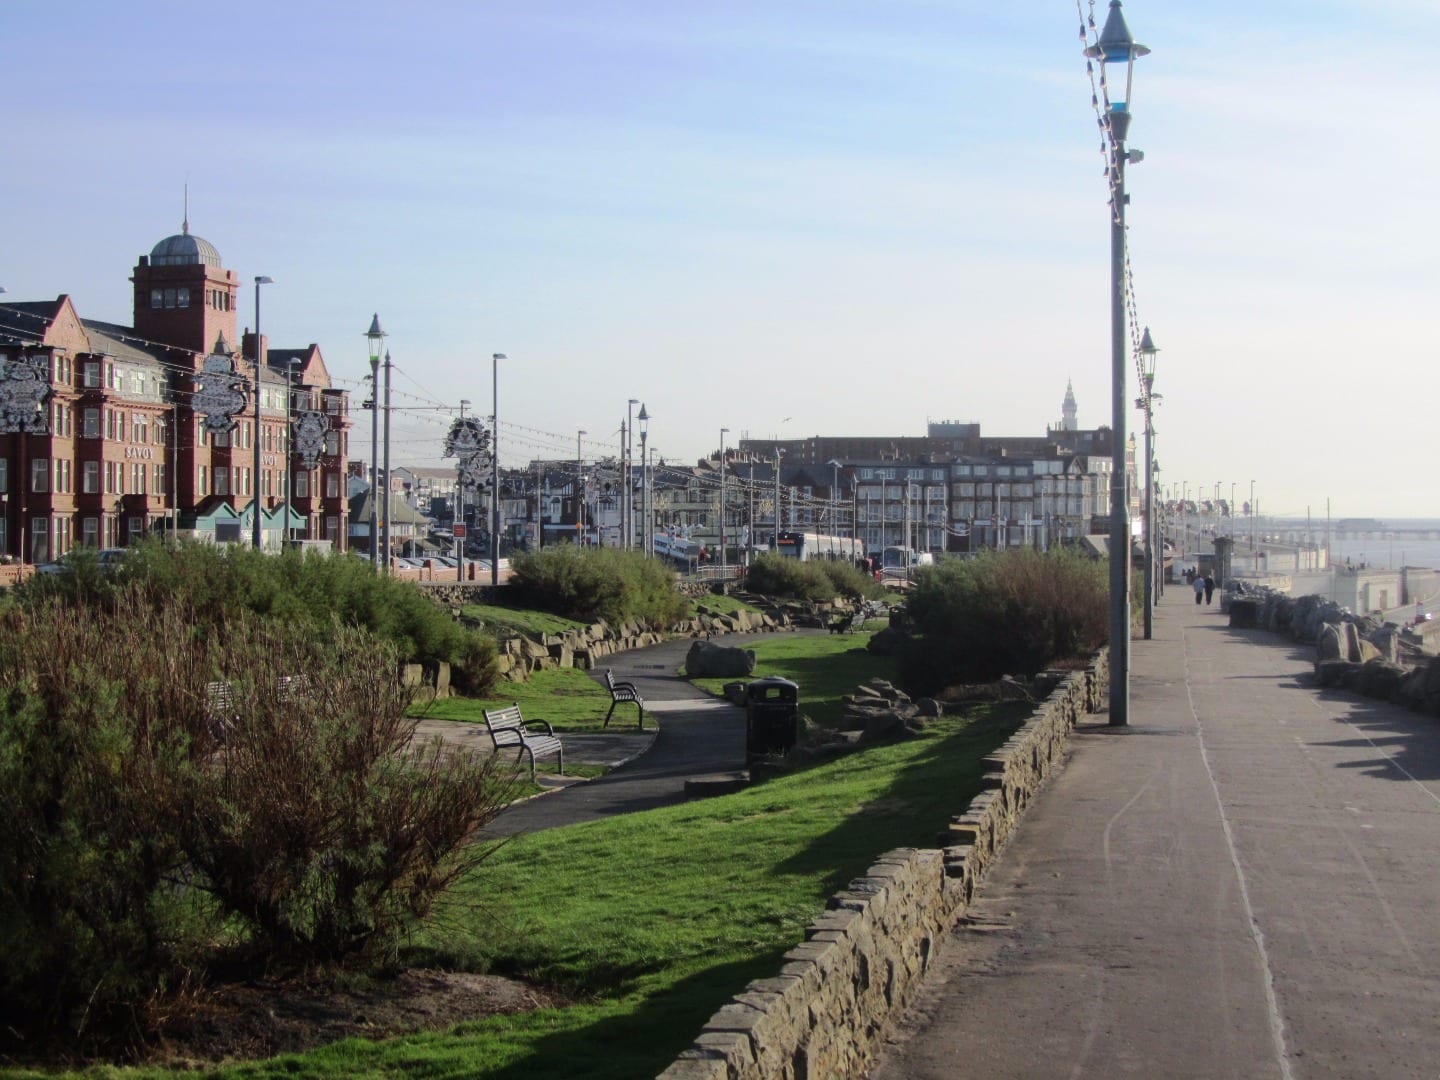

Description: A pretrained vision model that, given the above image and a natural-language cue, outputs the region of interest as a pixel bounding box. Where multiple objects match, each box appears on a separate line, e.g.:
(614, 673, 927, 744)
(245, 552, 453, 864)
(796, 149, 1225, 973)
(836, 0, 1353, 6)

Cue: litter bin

(746, 676, 800, 761)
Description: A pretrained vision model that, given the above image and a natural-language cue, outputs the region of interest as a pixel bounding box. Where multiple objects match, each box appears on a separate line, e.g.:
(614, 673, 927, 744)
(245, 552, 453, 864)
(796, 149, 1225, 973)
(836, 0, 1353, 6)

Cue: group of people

(1185, 567, 1216, 605)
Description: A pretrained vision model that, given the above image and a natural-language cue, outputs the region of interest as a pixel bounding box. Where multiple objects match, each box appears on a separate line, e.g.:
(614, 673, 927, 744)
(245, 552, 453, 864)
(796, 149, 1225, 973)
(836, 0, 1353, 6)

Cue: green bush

(742, 552, 840, 602)
(0, 592, 512, 1053)
(508, 545, 688, 627)
(899, 548, 1108, 695)
(22, 540, 499, 697)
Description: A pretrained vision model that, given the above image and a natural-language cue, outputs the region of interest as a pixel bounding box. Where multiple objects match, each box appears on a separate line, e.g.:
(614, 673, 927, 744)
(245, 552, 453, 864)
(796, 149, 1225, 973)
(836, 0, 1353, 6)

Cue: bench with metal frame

(603, 668, 649, 730)
(483, 703, 564, 778)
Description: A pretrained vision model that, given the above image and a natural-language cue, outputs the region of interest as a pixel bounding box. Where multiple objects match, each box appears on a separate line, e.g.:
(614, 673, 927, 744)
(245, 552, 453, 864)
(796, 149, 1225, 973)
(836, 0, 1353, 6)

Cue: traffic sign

(453, 523, 467, 538)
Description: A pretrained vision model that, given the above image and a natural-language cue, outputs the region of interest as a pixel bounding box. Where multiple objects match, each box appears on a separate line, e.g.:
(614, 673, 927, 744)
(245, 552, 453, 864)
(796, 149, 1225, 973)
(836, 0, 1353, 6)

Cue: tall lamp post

(637, 405, 649, 554)
(491, 353, 507, 586)
(457, 399, 470, 581)
(626, 398, 639, 549)
(1088, 0, 1148, 726)
(719, 427, 729, 577)
(827, 459, 843, 541)
(365, 315, 386, 569)
(576, 429, 586, 545)
(251, 276, 273, 551)
(284, 357, 302, 543)
(1137, 327, 1159, 640)
(382, 349, 393, 574)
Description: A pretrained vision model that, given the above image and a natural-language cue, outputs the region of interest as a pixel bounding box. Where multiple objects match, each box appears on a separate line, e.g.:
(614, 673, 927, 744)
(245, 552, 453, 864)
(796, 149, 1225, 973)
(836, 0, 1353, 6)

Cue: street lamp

(576, 429, 587, 545)
(626, 398, 639, 549)
(284, 357, 302, 543)
(827, 459, 843, 541)
(365, 315, 386, 570)
(457, 399, 470, 581)
(491, 353, 507, 586)
(252, 276, 273, 551)
(1087, 0, 1148, 726)
(637, 405, 649, 554)
(719, 427, 729, 577)
(1137, 326, 1159, 640)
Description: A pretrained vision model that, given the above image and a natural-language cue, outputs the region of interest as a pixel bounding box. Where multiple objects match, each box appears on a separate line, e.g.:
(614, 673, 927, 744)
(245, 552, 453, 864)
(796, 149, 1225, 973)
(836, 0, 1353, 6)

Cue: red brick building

(0, 222, 352, 562)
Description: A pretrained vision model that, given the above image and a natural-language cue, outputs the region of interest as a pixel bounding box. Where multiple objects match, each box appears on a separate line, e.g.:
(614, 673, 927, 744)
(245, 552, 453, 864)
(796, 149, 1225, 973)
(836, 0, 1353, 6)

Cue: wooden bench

(604, 669, 648, 730)
(483, 704, 564, 778)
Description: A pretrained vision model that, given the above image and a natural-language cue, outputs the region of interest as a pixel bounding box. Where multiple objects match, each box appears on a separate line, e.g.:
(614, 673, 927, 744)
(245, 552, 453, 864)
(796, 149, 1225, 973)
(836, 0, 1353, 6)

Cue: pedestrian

(1193, 573, 1206, 606)
(1203, 574, 1215, 604)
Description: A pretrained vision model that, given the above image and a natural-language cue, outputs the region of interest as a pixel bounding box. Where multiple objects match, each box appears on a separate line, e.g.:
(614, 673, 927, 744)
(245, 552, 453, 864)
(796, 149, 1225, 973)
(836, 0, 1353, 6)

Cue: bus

(774, 531, 866, 562)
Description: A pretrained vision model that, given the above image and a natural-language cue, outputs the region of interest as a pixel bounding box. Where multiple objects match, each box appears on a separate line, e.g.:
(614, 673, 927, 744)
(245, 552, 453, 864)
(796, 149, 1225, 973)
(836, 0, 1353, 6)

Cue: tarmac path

(478, 631, 793, 838)
(869, 592, 1440, 1080)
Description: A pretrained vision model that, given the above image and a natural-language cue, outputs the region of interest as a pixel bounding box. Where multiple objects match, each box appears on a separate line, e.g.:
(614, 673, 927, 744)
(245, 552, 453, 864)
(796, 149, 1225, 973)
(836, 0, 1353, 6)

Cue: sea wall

(658, 652, 1109, 1080)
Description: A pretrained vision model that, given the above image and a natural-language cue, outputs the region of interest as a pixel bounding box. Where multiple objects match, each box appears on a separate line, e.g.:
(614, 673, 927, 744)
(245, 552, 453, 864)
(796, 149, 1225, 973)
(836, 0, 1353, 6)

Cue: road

(869, 593, 1440, 1080)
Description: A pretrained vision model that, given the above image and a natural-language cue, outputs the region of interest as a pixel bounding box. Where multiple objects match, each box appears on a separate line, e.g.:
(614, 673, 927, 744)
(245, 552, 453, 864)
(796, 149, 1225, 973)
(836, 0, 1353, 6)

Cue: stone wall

(658, 652, 1109, 1080)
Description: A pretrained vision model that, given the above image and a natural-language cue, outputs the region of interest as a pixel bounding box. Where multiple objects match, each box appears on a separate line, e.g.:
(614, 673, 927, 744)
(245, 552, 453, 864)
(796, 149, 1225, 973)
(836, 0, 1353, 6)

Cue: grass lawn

(184, 702, 1028, 1079)
(688, 627, 897, 728)
(412, 668, 630, 735)
(462, 604, 588, 640)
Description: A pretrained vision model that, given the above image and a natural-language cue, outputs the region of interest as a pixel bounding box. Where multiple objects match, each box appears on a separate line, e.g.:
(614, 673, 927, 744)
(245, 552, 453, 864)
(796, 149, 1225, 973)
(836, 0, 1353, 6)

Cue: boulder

(685, 640, 757, 678)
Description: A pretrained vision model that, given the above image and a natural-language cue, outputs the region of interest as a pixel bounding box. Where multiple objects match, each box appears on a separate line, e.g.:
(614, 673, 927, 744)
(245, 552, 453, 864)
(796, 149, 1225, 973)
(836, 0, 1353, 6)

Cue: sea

(1276, 518, 1440, 572)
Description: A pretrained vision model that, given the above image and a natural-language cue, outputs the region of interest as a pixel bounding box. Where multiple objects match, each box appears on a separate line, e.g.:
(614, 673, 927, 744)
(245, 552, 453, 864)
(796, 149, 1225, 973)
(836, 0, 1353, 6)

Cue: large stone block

(686, 640, 757, 678)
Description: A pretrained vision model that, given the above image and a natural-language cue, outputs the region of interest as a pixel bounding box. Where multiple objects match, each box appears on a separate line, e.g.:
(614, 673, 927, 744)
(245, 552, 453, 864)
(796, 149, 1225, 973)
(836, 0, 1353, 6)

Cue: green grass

(688, 628, 897, 728)
(688, 593, 768, 619)
(462, 604, 589, 640)
(163, 704, 1026, 1079)
(412, 668, 630, 734)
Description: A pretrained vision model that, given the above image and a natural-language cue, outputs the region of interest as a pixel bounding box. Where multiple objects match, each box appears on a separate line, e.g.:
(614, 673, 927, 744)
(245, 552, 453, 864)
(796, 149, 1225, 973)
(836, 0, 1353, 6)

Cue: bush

(741, 553, 880, 603)
(899, 548, 1108, 695)
(0, 591, 512, 1053)
(22, 540, 499, 697)
(508, 545, 689, 627)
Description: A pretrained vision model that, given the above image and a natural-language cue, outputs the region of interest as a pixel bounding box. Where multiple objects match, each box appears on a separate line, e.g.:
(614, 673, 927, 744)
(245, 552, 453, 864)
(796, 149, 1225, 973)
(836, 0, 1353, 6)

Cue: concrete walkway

(869, 591, 1440, 1080)
(478, 632, 788, 838)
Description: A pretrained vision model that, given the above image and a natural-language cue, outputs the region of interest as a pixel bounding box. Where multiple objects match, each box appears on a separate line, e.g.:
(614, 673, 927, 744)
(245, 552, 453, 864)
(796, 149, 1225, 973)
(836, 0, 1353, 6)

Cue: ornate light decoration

(194, 332, 248, 435)
(444, 415, 492, 498)
(292, 410, 331, 469)
(0, 352, 52, 435)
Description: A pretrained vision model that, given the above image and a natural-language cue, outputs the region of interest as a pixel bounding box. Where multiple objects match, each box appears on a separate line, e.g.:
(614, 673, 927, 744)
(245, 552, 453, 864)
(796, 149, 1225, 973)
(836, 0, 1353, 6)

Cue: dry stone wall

(659, 653, 1109, 1080)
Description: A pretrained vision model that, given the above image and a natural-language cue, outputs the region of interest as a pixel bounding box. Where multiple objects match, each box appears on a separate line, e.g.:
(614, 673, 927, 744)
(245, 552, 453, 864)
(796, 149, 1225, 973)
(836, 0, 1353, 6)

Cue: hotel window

(55, 460, 72, 494)
(0, 458, 6, 493)
(106, 362, 117, 389)
(132, 463, 146, 495)
(295, 472, 310, 498)
(83, 361, 100, 388)
(212, 429, 229, 448)
(198, 466, 208, 495)
(132, 414, 147, 443)
(325, 432, 338, 456)
(83, 461, 99, 494)
(153, 464, 165, 494)
(30, 520, 49, 565)
(31, 458, 49, 493)
(215, 468, 229, 497)
(83, 517, 99, 548)
(326, 515, 339, 541)
(326, 473, 340, 498)
(177, 287, 190, 308)
(163, 288, 176, 308)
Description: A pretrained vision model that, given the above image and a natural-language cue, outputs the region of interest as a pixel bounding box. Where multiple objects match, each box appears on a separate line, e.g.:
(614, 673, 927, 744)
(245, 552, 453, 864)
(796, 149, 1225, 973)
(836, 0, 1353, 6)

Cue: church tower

(130, 213, 238, 355)
(1061, 380, 1078, 431)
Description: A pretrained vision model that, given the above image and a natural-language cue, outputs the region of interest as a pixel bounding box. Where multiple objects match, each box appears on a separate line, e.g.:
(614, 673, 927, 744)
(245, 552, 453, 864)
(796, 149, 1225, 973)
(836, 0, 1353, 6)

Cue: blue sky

(4, 0, 1437, 518)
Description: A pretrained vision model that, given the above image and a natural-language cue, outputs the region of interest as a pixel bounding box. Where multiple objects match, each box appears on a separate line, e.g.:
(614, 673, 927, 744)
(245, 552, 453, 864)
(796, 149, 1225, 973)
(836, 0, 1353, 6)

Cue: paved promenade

(870, 592, 1440, 1080)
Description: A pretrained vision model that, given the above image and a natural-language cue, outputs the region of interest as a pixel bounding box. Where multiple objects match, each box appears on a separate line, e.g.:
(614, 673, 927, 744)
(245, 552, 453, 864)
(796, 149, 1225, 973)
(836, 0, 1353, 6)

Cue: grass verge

(185, 703, 1027, 1079)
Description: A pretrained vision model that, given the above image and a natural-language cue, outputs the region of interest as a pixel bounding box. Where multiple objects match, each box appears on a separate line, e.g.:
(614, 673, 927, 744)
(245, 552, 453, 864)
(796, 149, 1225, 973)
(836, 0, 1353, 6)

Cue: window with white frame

(30, 519, 49, 565)
(30, 458, 49, 493)
(83, 461, 99, 494)
(83, 517, 98, 548)
(83, 362, 100, 388)
(131, 463, 146, 495)
(295, 472, 310, 498)
(326, 473, 339, 498)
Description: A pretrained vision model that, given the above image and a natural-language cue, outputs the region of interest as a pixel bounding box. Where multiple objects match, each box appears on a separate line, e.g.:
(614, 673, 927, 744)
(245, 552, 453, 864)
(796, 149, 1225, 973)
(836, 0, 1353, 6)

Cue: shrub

(899, 548, 1108, 695)
(742, 552, 839, 602)
(22, 540, 499, 697)
(0, 591, 512, 1053)
(508, 546, 688, 627)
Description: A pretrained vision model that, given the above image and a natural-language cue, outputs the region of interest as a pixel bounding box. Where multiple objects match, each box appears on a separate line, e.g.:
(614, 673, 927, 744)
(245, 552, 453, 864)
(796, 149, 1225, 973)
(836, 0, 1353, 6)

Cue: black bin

(746, 676, 800, 761)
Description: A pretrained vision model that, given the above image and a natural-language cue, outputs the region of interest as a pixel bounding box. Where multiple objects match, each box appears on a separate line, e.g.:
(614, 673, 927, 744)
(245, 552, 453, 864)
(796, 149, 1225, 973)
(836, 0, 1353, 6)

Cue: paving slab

(869, 593, 1440, 1080)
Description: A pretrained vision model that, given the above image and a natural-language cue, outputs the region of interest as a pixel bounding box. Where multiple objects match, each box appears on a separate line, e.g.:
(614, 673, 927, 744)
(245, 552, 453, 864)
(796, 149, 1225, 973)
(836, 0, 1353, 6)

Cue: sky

(3, 0, 1437, 520)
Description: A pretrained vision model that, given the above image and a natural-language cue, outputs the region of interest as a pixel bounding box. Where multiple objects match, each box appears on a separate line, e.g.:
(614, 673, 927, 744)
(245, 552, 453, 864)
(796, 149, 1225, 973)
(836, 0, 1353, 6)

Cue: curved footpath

(475, 631, 795, 838)
(867, 591, 1440, 1080)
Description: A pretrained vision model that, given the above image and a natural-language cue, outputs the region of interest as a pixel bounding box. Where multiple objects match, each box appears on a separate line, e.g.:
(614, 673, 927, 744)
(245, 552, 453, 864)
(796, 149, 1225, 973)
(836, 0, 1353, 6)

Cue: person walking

(1203, 574, 1215, 605)
(1193, 573, 1206, 606)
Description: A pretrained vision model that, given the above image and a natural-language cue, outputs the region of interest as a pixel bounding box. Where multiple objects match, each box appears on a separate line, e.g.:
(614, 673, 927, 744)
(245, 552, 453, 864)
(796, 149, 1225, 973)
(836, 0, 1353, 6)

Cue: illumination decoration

(194, 333, 247, 435)
(292, 410, 330, 469)
(0, 353, 51, 434)
(444, 415, 492, 498)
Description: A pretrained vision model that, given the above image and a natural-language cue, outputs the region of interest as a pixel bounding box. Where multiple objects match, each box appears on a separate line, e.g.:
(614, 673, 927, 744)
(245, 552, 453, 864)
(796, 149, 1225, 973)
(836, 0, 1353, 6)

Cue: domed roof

(150, 223, 222, 268)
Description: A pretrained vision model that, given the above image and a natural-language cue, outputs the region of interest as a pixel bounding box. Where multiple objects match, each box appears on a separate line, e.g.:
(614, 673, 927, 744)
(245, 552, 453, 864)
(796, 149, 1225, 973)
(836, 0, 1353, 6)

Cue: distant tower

(130, 207, 238, 354)
(1061, 380, 1078, 431)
